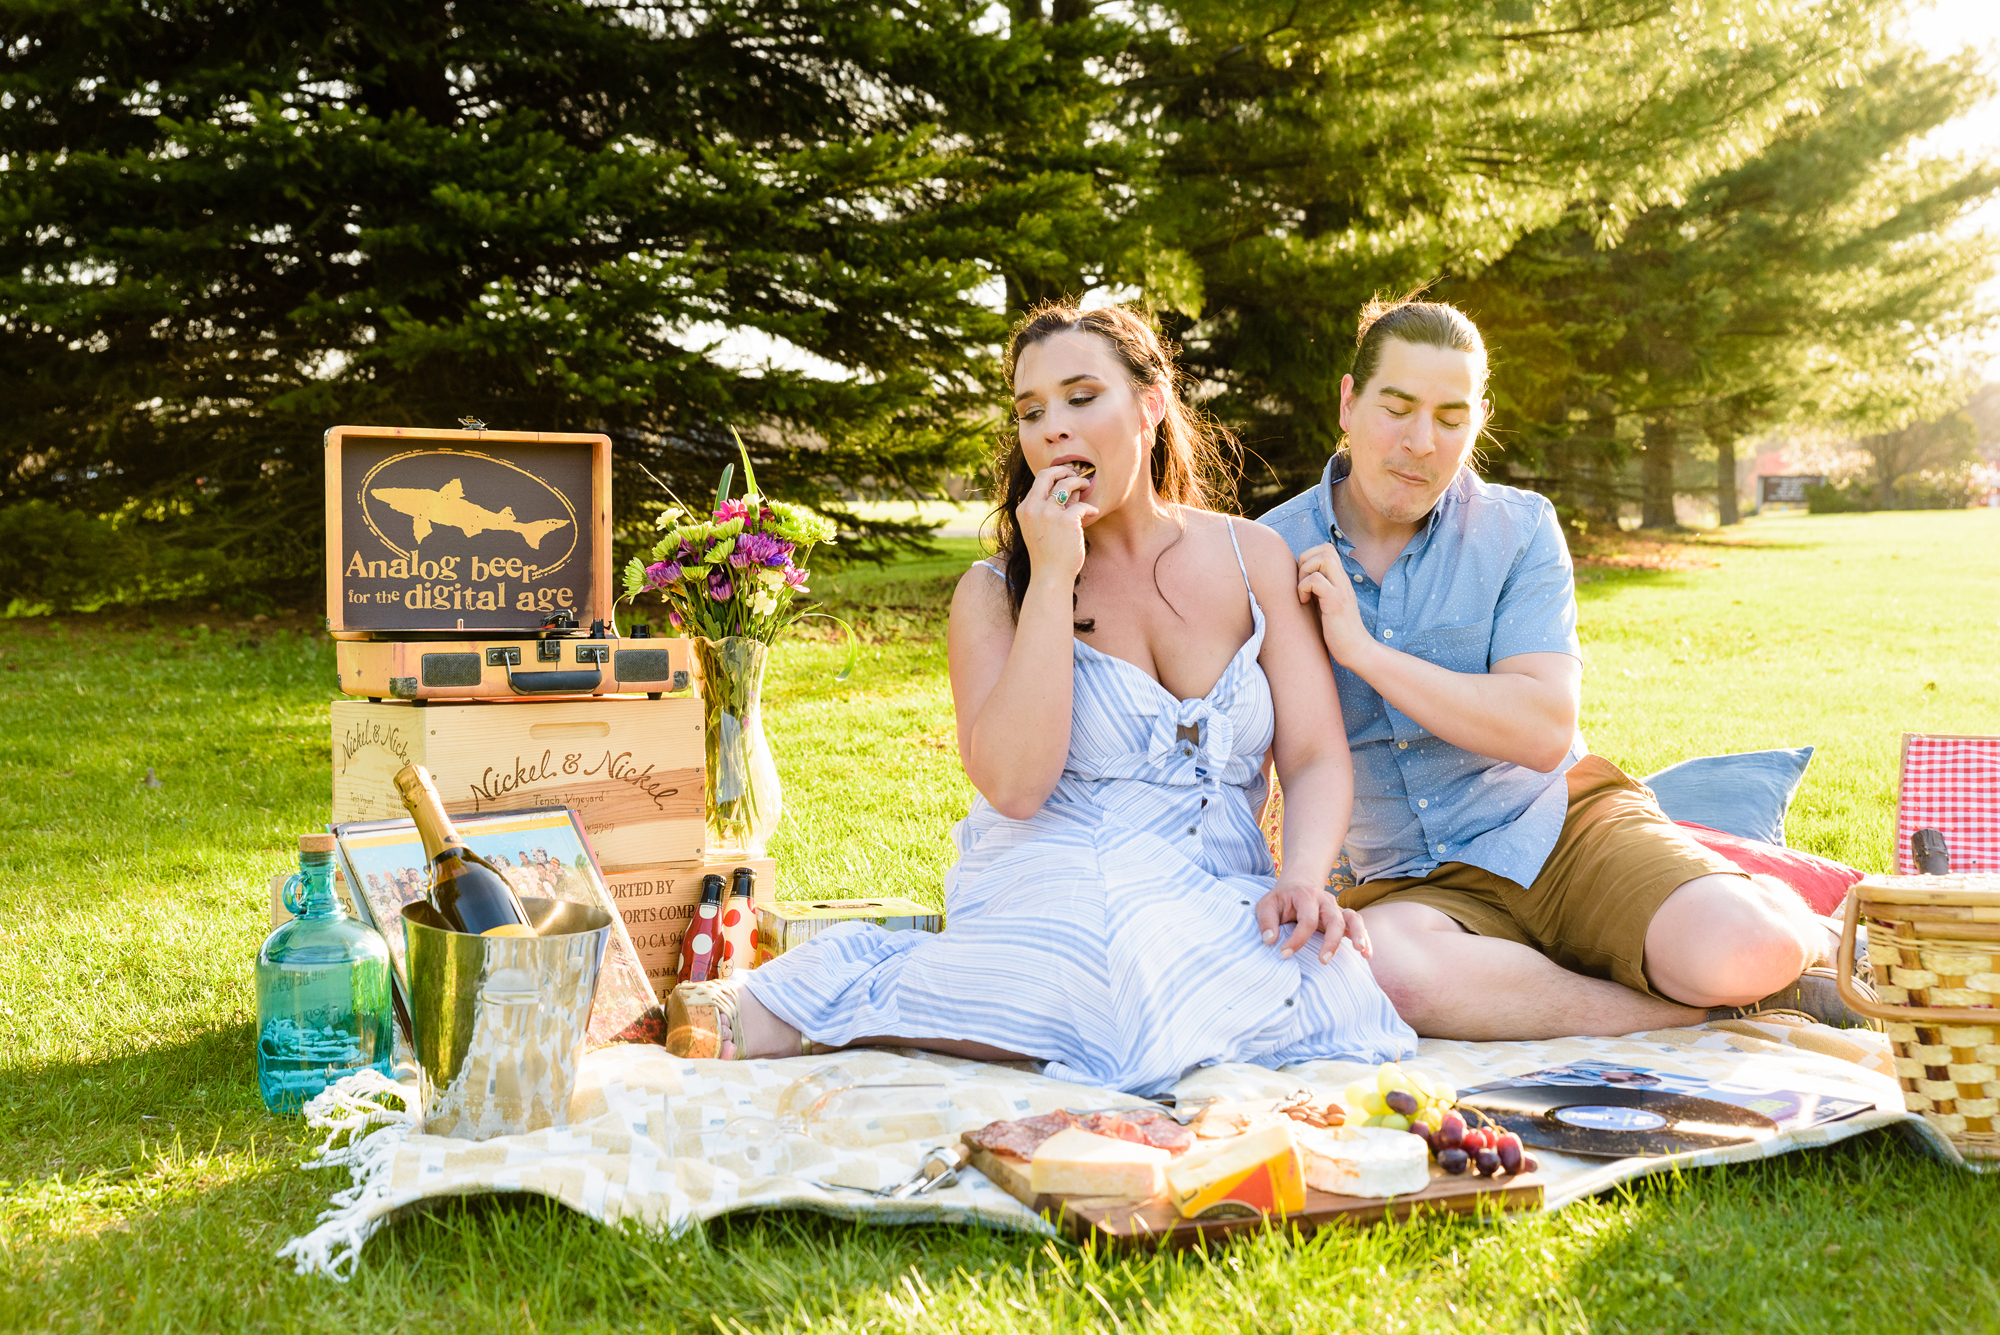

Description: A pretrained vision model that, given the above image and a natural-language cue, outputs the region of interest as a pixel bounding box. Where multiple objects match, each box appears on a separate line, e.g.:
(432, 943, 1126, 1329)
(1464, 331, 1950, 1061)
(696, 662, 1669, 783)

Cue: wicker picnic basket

(1837, 874, 2000, 1162)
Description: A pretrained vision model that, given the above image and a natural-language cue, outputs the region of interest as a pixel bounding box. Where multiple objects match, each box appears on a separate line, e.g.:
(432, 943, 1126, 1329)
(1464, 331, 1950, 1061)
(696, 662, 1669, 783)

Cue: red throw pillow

(1676, 822, 1863, 915)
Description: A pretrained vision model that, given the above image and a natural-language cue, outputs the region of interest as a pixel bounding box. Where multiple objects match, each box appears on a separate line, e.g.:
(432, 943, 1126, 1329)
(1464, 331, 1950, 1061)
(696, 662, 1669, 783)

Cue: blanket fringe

(275, 1068, 421, 1281)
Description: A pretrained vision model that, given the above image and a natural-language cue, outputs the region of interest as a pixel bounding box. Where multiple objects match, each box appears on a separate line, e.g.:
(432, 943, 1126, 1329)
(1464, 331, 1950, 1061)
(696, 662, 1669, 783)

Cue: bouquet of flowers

(620, 438, 842, 854)
(621, 455, 837, 640)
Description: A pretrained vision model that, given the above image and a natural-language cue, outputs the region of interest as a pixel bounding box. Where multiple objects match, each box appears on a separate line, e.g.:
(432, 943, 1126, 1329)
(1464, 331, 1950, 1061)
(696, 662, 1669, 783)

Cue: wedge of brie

(1294, 1124, 1431, 1198)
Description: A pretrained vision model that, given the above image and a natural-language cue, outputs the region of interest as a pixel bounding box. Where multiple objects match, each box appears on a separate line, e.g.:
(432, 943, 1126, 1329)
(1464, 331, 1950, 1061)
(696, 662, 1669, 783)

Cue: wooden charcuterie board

(964, 1144, 1542, 1249)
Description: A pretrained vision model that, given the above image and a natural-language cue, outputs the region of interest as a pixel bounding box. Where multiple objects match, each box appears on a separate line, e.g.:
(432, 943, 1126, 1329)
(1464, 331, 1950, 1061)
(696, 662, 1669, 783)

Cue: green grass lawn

(2, 508, 1997, 1333)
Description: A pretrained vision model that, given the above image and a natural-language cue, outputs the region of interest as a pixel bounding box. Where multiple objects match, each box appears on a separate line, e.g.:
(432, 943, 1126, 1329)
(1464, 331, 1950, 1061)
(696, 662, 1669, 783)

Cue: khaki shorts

(1341, 756, 1745, 998)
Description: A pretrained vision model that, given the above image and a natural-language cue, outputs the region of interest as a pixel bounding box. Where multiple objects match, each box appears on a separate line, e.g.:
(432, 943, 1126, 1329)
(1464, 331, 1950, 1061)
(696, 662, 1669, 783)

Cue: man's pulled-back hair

(1348, 293, 1488, 401)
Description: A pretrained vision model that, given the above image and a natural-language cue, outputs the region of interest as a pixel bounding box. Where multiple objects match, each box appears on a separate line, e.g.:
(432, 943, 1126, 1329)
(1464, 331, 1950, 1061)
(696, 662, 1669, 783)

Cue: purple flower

(783, 566, 808, 588)
(736, 532, 794, 569)
(728, 551, 749, 569)
(707, 571, 734, 602)
(667, 609, 683, 627)
(644, 560, 682, 591)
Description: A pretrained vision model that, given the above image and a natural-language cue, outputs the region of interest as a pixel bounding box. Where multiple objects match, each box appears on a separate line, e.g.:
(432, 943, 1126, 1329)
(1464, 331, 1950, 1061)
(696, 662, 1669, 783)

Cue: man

(1260, 297, 1861, 1039)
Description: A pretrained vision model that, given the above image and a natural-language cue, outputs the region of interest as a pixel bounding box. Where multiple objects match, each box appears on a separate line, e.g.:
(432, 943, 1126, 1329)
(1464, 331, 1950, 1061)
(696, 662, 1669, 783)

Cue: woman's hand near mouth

(1017, 463, 1097, 584)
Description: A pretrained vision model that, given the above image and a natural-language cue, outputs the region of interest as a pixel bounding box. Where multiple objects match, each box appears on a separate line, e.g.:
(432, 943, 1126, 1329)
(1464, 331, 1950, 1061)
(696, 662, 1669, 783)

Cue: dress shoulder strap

(1224, 519, 1252, 595)
(975, 557, 1009, 585)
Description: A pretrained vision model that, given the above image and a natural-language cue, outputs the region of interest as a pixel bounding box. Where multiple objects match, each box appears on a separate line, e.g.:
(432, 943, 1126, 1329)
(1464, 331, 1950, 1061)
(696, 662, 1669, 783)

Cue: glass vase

(256, 839, 394, 1114)
(692, 635, 783, 855)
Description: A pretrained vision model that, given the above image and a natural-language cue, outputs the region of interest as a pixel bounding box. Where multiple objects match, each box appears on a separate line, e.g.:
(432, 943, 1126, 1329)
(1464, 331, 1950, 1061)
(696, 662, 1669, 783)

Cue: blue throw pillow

(1640, 746, 1815, 848)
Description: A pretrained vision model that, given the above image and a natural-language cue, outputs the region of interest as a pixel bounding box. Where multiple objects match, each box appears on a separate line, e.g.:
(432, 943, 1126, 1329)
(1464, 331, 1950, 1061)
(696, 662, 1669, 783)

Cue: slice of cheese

(1029, 1128, 1169, 1199)
(1166, 1121, 1306, 1219)
(1294, 1123, 1430, 1198)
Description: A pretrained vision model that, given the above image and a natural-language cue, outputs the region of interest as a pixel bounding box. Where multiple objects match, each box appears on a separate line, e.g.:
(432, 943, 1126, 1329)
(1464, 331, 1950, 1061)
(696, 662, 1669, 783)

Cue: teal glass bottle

(256, 833, 394, 1113)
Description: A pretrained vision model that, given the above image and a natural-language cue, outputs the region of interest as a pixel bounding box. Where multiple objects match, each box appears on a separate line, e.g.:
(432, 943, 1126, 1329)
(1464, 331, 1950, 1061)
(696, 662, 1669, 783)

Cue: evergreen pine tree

(0, 0, 1127, 601)
(1112, 0, 1897, 509)
(1462, 38, 1999, 527)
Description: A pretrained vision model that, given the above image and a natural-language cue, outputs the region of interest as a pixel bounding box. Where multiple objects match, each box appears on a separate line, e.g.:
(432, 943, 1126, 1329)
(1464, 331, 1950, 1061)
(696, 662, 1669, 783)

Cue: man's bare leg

(728, 986, 1033, 1062)
(1360, 901, 1703, 1040)
(1641, 873, 1824, 1008)
(1362, 872, 1825, 1039)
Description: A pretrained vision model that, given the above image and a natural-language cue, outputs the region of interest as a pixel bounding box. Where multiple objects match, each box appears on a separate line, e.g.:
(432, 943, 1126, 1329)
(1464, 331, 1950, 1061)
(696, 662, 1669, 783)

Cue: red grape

(1410, 1121, 1436, 1152)
(1496, 1133, 1524, 1174)
(1437, 1111, 1466, 1149)
(1464, 1126, 1492, 1153)
(1437, 1147, 1470, 1175)
(1520, 1154, 1541, 1175)
(1475, 1148, 1501, 1177)
(1384, 1089, 1418, 1117)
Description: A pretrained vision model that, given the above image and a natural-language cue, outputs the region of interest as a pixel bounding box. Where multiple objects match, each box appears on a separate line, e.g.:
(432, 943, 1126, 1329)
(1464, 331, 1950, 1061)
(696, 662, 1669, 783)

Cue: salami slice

(969, 1108, 1192, 1161)
(965, 1109, 1078, 1160)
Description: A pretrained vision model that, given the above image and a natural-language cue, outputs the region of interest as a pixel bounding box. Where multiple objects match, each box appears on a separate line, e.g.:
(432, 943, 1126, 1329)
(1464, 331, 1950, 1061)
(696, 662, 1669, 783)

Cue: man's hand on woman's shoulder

(1294, 542, 1373, 666)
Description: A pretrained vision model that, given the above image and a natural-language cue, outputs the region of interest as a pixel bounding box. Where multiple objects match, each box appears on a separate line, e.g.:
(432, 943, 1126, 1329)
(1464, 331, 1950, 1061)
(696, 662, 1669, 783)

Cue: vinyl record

(1459, 1084, 1777, 1159)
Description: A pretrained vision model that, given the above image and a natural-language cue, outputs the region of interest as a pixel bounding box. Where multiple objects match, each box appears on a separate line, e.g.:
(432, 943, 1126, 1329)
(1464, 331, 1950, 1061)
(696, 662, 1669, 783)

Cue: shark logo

(369, 479, 573, 549)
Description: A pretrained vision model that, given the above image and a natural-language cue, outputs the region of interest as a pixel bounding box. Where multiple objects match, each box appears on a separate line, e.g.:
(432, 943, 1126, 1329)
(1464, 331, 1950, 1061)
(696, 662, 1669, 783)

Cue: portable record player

(325, 424, 686, 699)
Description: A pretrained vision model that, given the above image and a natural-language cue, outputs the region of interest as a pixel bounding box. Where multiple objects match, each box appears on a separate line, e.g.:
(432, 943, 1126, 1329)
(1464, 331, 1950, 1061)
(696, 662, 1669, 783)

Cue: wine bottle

(393, 764, 535, 937)
(676, 873, 726, 984)
(720, 865, 758, 977)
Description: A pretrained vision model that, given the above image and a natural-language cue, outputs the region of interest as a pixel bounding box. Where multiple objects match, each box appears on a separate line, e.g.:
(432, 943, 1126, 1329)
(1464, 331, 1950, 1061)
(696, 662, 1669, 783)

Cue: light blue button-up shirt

(1260, 454, 1585, 887)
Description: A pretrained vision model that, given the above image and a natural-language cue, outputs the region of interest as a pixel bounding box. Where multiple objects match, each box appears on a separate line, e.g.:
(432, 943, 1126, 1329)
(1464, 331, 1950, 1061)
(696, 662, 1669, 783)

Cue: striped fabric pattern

(747, 527, 1416, 1095)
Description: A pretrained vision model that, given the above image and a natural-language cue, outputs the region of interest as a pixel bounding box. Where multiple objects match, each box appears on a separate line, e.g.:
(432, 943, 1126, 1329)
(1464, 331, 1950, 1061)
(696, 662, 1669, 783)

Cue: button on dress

(744, 528, 1415, 1095)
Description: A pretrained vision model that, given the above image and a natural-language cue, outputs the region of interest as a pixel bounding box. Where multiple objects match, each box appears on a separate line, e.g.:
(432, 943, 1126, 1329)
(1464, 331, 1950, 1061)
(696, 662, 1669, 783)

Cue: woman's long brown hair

(991, 303, 1237, 624)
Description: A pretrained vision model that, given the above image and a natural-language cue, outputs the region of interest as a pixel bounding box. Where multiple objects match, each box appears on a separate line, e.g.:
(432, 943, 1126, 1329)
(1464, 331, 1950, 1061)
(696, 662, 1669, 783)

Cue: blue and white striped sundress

(746, 522, 1415, 1095)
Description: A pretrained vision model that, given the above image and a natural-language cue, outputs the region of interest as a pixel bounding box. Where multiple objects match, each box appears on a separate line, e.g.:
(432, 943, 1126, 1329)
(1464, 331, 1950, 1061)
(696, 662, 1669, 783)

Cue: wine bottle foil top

(393, 763, 438, 802)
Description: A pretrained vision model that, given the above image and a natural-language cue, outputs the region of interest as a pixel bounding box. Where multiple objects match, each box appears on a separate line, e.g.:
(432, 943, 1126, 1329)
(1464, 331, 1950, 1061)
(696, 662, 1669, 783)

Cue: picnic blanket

(277, 1018, 1960, 1281)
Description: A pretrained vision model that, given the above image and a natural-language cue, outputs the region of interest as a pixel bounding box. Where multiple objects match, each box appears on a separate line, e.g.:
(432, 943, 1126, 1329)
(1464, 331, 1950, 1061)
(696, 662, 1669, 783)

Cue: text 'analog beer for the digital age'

(393, 764, 536, 937)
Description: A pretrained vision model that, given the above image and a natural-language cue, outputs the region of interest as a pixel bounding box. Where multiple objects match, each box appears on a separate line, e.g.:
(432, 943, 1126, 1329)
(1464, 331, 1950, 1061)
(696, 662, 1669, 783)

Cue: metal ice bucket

(402, 896, 611, 1140)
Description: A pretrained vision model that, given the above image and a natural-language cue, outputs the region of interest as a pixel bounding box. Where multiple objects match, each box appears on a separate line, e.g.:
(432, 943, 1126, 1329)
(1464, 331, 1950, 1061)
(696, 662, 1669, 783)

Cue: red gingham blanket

(1896, 733, 2000, 875)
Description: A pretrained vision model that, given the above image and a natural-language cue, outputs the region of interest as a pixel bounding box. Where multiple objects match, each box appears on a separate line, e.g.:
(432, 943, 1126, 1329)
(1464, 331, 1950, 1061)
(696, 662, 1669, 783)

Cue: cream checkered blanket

(279, 1017, 1947, 1281)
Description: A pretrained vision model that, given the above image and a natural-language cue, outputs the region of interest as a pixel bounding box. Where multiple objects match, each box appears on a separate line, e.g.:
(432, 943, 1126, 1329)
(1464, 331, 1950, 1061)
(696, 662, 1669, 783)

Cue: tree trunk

(1712, 429, 1739, 526)
(1641, 417, 1679, 529)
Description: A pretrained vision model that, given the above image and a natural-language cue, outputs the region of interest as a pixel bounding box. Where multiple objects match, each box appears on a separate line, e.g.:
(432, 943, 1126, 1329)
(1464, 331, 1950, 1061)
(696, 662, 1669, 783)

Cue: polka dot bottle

(720, 865, 758, 977)
(675, 873, 726, 985)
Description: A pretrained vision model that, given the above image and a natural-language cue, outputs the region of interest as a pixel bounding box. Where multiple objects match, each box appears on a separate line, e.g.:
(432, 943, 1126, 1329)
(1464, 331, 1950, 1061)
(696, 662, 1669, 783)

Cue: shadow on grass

(0, 1022, 275, 1179)
(1573, 565, 1703, 602)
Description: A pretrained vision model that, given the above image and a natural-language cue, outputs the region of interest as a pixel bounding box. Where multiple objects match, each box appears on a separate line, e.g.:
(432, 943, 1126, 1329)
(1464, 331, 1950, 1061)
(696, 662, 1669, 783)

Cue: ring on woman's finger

(1054, 488, 1070, 507)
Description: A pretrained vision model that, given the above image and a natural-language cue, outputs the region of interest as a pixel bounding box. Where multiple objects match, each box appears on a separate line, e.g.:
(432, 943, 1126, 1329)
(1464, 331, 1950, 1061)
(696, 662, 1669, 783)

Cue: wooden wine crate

(606, 857, 776, 994)
(330, 697, 704, 871)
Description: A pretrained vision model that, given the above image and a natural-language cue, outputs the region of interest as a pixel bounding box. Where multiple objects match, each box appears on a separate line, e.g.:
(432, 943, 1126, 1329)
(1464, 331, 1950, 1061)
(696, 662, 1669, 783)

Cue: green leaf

(714, 463, 735, 515)
(797, 612, 861, 683)
(731, 426, 760, 502)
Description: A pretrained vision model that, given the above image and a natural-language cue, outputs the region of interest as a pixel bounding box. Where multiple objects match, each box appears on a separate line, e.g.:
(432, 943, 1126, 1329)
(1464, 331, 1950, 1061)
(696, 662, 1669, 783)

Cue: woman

(666, 303, 1414, 1093)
